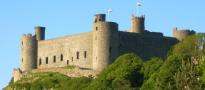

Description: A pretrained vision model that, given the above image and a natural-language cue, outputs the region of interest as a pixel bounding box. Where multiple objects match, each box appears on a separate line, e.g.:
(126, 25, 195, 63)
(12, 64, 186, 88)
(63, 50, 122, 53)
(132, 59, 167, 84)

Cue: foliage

(65, 65, 76, 69)
(86, 53, 144, 90)
(142, 57, 163, 80)
(8, 72, 92, 90)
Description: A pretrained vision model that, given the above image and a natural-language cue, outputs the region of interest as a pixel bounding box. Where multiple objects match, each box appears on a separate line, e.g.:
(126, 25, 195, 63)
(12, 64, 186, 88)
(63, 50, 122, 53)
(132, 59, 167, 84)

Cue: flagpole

(107, 8, 112, 21)
(136, 1, 142, 16)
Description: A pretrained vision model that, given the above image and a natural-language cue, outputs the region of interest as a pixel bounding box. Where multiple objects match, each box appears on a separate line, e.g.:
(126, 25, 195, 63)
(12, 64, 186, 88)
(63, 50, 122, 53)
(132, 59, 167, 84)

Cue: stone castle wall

(37, 32, 93, 69)
(118, 31, 178, 60)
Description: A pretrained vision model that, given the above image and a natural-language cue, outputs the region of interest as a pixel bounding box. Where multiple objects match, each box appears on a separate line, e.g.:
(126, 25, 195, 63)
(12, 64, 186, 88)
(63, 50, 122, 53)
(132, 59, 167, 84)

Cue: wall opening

(96, 27, 98, 31)
(72, 57, 73, 62)
(46, 57, 48, 64)
(67, 60, 69, 65)
(84, 51, 87, 58)
(39, 58, 41, 65)
(61, 54, 63, 61)
(22, 42, 23, 46)
(53, 56, 56, 63)
(109, 47, 112, 53)
(22, 58, 23, 63)
(76, 52, 80, 59)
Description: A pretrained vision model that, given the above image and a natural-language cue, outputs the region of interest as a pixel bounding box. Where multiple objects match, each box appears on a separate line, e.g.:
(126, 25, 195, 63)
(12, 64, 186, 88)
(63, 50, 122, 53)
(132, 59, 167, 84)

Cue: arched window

(109, 47, 112, 53)
(76, 52, 80, 59)
(96, 27, 98, 31)
(53, 56, 56, 63)
(72, 57, 73, 62)
(39, 58, 42, 65)
(61, 54, 63, 61)
(67, 60, 69, 65)
(84, 51, 87, 58)
(46, 57, 48, 64)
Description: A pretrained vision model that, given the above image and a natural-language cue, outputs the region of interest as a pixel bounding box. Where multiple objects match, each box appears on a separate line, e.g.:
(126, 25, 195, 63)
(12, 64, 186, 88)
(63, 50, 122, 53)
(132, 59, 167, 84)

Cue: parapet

(173, 27, 195, 41)
(94, 14, 106, 23)
(21, 33, 33, 40)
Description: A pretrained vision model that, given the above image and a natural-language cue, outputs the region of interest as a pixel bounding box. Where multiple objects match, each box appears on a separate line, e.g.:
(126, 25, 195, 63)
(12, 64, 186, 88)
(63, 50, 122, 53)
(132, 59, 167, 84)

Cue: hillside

(5, 34, 205, 90)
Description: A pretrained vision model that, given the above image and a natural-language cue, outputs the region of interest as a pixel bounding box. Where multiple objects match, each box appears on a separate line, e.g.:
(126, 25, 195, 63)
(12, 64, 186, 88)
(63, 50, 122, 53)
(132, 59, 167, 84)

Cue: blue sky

(0, 0, 204, 88)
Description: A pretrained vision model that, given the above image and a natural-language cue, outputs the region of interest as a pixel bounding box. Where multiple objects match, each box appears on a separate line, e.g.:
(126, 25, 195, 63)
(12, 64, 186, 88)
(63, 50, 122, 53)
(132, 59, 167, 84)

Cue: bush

(87, 53, 144, 90)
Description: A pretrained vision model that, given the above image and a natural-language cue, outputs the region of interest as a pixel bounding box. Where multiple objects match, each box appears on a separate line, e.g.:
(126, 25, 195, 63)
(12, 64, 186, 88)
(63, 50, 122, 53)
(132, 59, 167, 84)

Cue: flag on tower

(107, 8, 112, 13)
(137, 2, 142, 7)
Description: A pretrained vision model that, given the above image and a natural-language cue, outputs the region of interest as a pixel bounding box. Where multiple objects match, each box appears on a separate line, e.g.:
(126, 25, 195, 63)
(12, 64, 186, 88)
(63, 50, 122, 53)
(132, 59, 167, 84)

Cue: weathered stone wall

(173, 28, 195, 41)
(13, 68, 22, 82)
(37, 32, 93, 69)
(118, 31, 178, 60)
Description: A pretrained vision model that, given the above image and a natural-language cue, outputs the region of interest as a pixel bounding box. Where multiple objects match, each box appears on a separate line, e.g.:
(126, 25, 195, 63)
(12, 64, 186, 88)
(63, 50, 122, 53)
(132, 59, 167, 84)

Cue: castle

(12, 14, 195, 82)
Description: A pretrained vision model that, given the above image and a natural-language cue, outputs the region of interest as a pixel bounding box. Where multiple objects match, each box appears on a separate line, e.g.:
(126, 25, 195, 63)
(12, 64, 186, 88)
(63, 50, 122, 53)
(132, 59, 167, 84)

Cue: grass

(65, 65, 76, 69)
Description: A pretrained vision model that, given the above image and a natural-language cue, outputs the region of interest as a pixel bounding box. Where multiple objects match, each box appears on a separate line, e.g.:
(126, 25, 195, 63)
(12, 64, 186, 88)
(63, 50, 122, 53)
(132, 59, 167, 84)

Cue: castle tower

(20, 34, 37, 72)
(173, 27, 195, 41)
(35, 26, 45, 41)
(130, 15, 145, 33)
(92, 14, 119, 71)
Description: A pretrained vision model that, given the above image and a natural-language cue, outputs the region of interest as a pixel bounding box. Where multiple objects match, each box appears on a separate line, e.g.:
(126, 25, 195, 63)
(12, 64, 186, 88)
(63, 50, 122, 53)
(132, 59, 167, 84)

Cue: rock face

(12, 14, 195, 83)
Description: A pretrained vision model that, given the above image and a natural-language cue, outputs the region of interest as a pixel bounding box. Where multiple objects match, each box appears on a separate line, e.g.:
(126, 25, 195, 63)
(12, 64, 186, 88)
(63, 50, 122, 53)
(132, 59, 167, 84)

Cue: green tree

(87, 53, 144, 90)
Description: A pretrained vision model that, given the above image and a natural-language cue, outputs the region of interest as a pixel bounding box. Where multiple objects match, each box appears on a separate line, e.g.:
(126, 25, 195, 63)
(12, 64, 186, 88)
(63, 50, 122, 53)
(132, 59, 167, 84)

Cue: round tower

(131, 15, 145, 33)
(93, 14, 119, 72)
(35, 26, 45, 41)
(173, 27, 196, 41)
(20, 34, 37, 72)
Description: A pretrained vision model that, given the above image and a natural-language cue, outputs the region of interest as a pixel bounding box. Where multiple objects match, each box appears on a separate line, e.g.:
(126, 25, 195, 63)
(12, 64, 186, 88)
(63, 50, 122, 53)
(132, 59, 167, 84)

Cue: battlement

(173, 27, 195, 41)
(132, 15, 145, 20)
(94, 14, 106, 23)
(22, 33, 33, 38)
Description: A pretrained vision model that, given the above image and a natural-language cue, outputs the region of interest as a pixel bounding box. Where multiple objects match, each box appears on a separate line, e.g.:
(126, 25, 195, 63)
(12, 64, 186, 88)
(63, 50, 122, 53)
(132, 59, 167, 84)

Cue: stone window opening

(77, 52, 80, 59)
(72, 57, 73, 62)
(39, 58, 42, 65)
(109, 47, 112, 53)
(22, 58, 23, 63)
(46, 57, 48, 64)
(61, 54, 63, 61)
(96, 27, 98, 31)
(84, 51, 87, 58)
(67, 60, 69, 65)
(53, 56, 56, 63)
(22, 42, 23, 46)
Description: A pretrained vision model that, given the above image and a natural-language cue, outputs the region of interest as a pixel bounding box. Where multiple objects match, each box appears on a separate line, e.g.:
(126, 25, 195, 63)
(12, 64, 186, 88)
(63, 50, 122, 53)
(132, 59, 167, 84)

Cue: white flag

(137, 2, 142, 6)
(108, 8, 112, 13)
